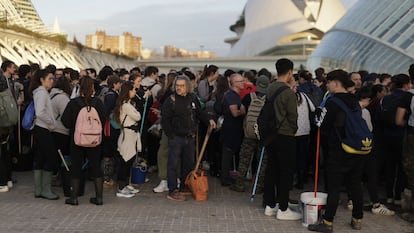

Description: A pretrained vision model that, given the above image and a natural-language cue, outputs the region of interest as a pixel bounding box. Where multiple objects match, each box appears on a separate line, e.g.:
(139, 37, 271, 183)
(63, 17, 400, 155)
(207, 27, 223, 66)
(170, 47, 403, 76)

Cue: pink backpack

(74, 103, 102, 147)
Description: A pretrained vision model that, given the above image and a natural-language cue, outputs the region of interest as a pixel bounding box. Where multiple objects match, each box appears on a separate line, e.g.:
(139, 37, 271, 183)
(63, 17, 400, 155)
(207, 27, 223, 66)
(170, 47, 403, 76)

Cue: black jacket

(161, 93, 210, 138)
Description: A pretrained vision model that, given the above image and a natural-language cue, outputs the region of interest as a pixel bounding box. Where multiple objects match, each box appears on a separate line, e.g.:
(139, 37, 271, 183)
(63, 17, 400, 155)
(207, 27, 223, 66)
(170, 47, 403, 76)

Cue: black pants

(117, 155, 134, 189)
(263, 134, 296, 211)
(33, 126, 58, 171)
(383, 135, 406, 200)
(167, 136, 195, 192)
(103, 127, 120, 158)
(323, 151, 365, 222)
(221, 145, 239, 184)
(0, 140, 11, 185)
(52, 132, 70, 173)
(70, 144, 102, 179)
(363, 151, 379, 203)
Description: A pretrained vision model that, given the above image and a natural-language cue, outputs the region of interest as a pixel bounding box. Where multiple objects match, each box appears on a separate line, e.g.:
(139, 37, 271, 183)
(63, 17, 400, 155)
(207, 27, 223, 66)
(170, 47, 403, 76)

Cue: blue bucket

(131, 165, 147, 184)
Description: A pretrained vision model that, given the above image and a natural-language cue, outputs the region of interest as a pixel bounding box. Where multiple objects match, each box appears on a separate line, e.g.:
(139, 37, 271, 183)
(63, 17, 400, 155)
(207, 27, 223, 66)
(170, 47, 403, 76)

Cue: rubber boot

(40, 171, 59, 200)
(65, 179, 79, 205)
(34, 170, 42, 198)
(90, 177, 103, 205)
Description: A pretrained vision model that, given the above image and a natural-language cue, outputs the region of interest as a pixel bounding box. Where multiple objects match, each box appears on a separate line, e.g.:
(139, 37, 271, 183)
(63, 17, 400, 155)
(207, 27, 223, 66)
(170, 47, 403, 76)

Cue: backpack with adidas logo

(244, 92, 266, 139)
(74, 98, 102, 147)
(330, 96, 372, 155)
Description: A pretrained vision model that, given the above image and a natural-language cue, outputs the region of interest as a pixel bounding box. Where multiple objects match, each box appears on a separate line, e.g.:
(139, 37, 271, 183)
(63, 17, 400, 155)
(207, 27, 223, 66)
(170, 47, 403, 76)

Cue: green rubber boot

(40, 171, 59, 200)
(34, 170, 42, 198)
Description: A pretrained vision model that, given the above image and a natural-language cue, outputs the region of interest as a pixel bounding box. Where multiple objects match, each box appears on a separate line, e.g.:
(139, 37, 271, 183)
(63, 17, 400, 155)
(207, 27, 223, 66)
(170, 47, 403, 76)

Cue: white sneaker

(264, 205, 278, 216)
(0, 185, 9, 193)
(347, 200, 353, 210)
(7, 181, 13, 189)
(153, 180, 169, 193)
(372, 203, 395, 216)
(116, 187, 135, 198)
(126, 185, 140, 194)
(276, 208, 302, 220)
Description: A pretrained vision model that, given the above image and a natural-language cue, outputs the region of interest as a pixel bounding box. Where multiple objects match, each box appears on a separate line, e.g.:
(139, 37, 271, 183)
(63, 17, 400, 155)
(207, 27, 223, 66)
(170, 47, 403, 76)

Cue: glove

(315, 106, 327, 127)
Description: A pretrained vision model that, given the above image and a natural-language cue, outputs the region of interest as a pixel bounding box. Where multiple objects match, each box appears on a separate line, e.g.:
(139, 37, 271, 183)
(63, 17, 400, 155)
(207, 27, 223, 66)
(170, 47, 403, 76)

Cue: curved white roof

(228, 0, 350, 57)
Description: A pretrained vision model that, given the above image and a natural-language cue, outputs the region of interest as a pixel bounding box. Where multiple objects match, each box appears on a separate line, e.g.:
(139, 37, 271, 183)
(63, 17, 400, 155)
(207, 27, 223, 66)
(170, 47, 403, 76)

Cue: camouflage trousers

(403, 130, 414, 191)
(238, 137, 267, 190)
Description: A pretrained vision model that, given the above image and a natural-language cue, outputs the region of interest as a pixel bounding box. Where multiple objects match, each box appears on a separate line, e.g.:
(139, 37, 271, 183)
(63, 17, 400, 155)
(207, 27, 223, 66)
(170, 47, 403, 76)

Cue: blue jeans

(167, 136, 195, 192)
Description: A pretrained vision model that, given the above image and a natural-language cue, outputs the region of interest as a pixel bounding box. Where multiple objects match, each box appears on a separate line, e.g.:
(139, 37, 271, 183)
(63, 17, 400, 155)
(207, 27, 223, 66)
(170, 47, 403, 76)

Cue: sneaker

(126, 185, 140, 194)
(7, 181, 13, 189)
(167, 189, 185, 202)
(350, 218, 362, 230)
(0, 185, 9, 193)
(347, 200, 353, 211)
(153, 180, 169, 193)
(145, 178, 150, 183)
(116, 187, 135, 198)
(264, 205, 278, 216)
(371, 203, 395, 216)
(308, 219, 333, 233)
(276, 208, 302, 220)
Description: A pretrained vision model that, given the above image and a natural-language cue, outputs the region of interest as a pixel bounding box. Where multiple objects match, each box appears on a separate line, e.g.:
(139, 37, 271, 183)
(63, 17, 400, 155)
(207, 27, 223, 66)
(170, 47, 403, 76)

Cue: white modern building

(308, 0, 414, 74)
(0, 0, 50, 35)
(226, 0, 353, 57)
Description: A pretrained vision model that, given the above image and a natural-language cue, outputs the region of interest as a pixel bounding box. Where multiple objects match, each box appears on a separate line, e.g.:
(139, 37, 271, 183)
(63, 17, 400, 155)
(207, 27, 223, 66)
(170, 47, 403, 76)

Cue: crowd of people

(0, 58, 413, 232)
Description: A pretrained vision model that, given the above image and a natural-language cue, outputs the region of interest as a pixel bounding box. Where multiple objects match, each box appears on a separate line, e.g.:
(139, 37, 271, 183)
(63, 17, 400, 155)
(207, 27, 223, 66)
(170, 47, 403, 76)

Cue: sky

(31, 0, 246, 56)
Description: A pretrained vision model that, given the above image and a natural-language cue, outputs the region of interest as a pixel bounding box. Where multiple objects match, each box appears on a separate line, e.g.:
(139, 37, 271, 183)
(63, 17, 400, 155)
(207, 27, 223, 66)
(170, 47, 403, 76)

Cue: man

(309, 70, 367, 232)
(262, 58, 300, 220)
(142, 66, 161, 102)
(220, 73, 246, 186)
(0, 60, 20, 192)
(161, 76, 216, 201)
(231, 75, 269, 192)
(350, 72, 362, 90)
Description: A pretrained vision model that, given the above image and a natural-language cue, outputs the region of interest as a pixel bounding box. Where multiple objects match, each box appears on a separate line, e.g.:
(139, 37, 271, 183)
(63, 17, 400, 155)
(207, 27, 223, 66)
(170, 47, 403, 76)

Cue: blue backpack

(22, 101, 35, 131)
(330, 96, 372, 155)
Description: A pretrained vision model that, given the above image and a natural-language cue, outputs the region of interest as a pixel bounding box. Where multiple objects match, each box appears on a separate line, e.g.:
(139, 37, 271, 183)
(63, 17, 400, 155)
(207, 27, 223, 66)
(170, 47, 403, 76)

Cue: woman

(292, 76, 315, 190)
(113, 81, 142, 198)
(198, 64, 219, 103)
(62, 76, 105, 206)
(50, 77, 71, 193)
(29, 69, 59, 200)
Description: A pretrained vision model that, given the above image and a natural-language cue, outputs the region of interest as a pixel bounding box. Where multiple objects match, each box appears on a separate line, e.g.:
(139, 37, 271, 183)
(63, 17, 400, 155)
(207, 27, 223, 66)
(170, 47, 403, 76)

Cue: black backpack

(256, 86, 289, 146)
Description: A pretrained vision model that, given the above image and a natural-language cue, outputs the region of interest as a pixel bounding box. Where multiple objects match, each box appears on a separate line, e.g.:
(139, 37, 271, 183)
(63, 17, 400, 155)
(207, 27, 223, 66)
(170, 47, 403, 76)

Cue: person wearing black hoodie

(309, 70, 366, 232)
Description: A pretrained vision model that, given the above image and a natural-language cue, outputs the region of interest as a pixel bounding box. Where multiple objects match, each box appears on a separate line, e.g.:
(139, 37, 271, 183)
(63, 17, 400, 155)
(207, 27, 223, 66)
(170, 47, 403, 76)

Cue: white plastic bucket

(301, 192, 327, 227)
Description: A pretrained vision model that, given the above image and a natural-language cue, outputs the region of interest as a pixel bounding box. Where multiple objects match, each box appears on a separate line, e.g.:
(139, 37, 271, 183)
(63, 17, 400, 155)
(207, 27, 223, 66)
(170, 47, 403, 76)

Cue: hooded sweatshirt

(33, 86, 56, 131)
(50, 88, 70, 135)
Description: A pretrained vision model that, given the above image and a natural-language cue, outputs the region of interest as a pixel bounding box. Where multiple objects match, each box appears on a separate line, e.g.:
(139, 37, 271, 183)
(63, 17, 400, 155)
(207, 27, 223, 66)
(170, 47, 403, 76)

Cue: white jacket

(118, 101, 142, 162)
(295, 92, 315, 136)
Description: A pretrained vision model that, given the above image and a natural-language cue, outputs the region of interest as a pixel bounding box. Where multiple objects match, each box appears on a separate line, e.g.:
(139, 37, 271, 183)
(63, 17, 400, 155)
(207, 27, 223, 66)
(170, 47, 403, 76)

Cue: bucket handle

(139, 166, 147, 172)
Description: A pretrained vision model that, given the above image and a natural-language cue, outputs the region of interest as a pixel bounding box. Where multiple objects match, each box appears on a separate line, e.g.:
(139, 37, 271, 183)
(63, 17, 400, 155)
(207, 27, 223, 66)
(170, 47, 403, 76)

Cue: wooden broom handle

(194, 126, 212, 170)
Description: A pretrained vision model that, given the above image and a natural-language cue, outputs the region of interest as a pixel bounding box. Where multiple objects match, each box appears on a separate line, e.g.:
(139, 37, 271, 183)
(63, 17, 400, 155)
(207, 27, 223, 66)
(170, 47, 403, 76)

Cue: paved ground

(0, 171, 413, 233)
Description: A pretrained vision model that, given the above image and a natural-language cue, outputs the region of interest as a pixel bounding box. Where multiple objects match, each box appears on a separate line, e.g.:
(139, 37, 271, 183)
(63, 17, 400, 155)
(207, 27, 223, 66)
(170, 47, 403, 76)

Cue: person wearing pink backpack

(62, 76, 106, 206)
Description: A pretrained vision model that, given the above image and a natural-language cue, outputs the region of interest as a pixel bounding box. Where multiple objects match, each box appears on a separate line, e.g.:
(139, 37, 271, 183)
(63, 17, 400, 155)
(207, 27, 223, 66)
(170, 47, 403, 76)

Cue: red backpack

(74, 99, 102, 147)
